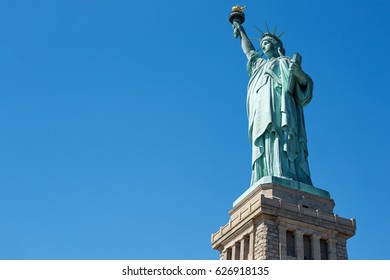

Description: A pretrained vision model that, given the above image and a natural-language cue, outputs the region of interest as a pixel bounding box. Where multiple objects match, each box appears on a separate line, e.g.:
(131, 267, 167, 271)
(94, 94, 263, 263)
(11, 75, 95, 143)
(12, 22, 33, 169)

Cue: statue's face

(261, 39, 277, 59)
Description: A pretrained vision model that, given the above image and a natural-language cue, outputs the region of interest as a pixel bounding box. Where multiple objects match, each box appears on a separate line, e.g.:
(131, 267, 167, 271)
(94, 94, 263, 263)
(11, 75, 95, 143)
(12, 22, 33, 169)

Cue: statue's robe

(246, 51, 313, 185)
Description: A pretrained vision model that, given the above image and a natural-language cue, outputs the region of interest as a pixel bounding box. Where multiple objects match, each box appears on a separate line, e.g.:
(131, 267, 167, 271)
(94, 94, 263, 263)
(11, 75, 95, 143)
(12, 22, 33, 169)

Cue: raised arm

(232, 22, 256, 60)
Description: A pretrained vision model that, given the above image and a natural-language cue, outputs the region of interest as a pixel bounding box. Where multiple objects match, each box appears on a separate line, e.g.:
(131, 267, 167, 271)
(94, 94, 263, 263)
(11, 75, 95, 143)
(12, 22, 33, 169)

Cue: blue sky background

(0, 0, 389, 260)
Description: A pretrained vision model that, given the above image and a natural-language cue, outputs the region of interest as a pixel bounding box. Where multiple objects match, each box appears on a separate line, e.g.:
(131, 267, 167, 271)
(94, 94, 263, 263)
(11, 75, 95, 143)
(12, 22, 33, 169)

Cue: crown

(254, 22, 285, 46)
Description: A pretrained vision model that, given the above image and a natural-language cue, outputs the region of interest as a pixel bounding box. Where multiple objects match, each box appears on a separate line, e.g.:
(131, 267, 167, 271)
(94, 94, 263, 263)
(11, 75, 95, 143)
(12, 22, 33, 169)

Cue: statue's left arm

(290, 61, 309, 89)
(290, 61, 313, 106)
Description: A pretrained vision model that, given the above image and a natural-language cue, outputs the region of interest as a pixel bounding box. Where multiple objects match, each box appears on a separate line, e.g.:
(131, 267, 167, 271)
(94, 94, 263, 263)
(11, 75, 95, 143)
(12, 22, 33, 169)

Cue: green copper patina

(230, 8, 315, 188)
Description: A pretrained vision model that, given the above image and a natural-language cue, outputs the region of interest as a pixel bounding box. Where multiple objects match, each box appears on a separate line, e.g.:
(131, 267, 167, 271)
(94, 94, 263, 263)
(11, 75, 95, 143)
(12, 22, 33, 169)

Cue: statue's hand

(290, 61, 308, 86)
(290, 61, 301, 76)
(290, 61, 305, 78)
(232, 21, 241, 38)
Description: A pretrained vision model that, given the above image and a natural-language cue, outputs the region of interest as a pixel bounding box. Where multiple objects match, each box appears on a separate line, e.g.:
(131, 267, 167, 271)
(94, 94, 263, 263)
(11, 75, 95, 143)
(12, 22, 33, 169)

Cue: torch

(229, 6, 246, 38)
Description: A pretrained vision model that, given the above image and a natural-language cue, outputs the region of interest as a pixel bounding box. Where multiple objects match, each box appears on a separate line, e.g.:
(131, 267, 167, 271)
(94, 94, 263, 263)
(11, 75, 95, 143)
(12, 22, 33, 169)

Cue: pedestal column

(278, 225, 287, 260)
(312, 234, 321, 260)
(295, 230, 304, 260)
(328, 238, 337, 260)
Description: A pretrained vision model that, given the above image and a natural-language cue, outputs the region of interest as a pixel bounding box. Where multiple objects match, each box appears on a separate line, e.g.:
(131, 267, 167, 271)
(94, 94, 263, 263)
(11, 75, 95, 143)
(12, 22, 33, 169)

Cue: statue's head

(256, 24, 286, 58)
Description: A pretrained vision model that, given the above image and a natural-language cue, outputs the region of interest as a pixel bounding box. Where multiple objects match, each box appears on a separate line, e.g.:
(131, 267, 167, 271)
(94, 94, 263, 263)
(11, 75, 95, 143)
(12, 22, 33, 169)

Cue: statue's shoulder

(247, 51, 263, 65)
(248, 50, 262, 60)
(247, 51, 264, 74)
(277, 56, 294, 66)
(278, 55, 292, 61)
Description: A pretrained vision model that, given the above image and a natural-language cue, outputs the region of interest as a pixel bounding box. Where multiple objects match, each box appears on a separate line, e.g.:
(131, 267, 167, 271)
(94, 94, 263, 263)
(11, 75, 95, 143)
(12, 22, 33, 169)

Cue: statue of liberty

(230, 7, 313, 186)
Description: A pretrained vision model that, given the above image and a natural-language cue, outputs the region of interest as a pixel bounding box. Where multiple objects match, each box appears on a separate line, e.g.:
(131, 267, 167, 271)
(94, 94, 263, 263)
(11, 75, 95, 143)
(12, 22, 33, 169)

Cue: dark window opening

(303, 235, 313, 260)
(234, 242, 241, 260)
(320, 239, 329, 260)
(226, 248, 232, 260)
(286, 230, 296, 258)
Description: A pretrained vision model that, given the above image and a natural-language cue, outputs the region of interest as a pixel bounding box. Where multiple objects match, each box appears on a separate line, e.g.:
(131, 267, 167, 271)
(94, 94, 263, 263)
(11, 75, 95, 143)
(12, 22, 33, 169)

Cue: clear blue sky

(0, 0, 389, 260)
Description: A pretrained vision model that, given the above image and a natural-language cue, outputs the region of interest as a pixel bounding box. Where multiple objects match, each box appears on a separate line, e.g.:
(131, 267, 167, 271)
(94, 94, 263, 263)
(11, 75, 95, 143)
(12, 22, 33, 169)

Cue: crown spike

(265, 21, 270, 33)
(277, 31, 286, 38)
(255, 26, 265, 36)
(273, 25, 277, 35)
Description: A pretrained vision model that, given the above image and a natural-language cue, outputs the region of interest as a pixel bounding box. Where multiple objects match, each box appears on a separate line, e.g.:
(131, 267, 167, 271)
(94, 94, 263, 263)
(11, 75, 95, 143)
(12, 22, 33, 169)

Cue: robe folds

(246, 51, 313, 186)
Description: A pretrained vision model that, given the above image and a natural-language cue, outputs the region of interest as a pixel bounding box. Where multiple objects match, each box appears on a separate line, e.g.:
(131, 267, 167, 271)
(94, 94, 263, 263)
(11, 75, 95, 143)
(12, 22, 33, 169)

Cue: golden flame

(232, 5, 246, 13)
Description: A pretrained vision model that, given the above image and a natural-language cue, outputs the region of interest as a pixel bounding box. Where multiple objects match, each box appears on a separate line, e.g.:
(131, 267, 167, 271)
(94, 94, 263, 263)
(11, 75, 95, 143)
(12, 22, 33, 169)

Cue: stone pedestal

(211, 177, 356, 260)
